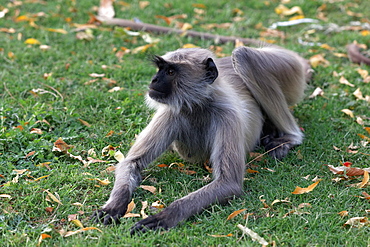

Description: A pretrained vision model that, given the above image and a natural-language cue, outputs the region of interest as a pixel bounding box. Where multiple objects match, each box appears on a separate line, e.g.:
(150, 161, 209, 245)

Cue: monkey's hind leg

(260, 118, 298, 159)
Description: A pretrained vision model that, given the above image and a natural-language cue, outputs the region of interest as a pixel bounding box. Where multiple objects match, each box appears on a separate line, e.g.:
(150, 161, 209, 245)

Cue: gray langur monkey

(92, 46, 307, 233)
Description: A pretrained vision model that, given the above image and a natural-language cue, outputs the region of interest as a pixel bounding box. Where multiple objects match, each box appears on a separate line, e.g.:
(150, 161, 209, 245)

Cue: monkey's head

(146, 48, 218, 113)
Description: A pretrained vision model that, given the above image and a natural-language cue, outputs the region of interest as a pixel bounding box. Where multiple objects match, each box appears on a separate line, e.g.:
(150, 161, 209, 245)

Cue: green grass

(1, 0, 370, 246)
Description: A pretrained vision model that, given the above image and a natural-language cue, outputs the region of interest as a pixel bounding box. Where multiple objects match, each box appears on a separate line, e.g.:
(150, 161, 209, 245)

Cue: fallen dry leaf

(326, 165, 370, 176)
(338, 210, 349, 217)
(64, 227, 102, 237)
(339, 76, 355, 87)
(344, 217, 369, 228)
(357, 171, 369, 188)
(341, 109, 354, 118)
(208, 233, 233, 238)
(37, 233, 52, 246)
(43, 189, 63, 205)
(139, 185, 156, 194)
(309, 87, 324, 98)
(140, 201, 148, 219)
(227, 208, 247, 220)
(24, 38, 41, 45)
(291, 179, 322, 194)
(309, 54, 330, 68)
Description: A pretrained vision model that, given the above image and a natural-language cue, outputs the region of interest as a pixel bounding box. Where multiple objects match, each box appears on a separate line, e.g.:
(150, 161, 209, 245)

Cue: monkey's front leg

(131, 125, 247, 233)
(92, 160, 141, 225)
(92, 112, 176, 225)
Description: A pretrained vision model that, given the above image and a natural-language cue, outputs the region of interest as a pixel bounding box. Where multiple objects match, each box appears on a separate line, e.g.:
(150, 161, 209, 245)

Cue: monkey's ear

(151, 55, 167, 68)
(204, 58, 218, 84)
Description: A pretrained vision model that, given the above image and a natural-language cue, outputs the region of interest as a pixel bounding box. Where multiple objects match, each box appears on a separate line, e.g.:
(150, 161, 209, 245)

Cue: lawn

(1, 0, 369, 246)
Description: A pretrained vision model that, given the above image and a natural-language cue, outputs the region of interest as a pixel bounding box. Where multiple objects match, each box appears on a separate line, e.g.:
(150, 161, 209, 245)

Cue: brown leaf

(227, 208, 247, 220)
(291, 179, 322, 194)
(53, 138, 73, 152)
(77, 118, 91, 127)
(139, 185, 157, 194)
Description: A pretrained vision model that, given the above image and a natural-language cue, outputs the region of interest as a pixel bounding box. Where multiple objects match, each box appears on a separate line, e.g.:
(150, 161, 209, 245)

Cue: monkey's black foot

(130, 209, 178, 235)
(261, 135, 297, 160)
(91, 206, 126, 225)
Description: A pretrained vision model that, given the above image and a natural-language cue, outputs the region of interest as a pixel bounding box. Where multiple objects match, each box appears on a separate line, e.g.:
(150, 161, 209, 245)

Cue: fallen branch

(347, 43, 370, 66)
(96, 17, 262, 46)
(96, 16, 312, 79)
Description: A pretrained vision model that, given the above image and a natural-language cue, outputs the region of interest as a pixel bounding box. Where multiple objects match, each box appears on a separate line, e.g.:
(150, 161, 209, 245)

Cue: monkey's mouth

(148, 87, 168, 99)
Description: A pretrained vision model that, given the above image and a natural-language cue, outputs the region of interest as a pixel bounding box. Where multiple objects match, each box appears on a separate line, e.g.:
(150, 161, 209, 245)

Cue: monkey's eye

(167, 69, 175, 76)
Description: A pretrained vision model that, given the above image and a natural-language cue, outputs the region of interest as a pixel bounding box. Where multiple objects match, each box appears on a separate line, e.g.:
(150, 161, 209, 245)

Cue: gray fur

(92, 46, 307, 232)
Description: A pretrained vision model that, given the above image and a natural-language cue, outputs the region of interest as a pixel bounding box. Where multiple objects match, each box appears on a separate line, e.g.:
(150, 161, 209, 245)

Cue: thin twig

(37, 81, 64, 101)
(246, 141, 291, 166)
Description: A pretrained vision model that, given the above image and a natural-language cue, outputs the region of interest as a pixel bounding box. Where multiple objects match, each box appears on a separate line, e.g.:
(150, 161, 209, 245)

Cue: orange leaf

(25, 151, 35, 158)
(208, 233, 233, 237)
(365, 127, 370, 135)
(338, 211, 349, 217)
(227, 208, 247, 220)
(157, 164, 168, 168)
(247, 168, 259, 174)
(291, 179, 322, 194)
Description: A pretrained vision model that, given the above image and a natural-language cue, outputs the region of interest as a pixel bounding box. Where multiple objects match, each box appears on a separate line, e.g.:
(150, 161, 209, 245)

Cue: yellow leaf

(25, 38, 41, 45)
(341, 109, 354, 118)
(132, 44, 154, 54)
(291, 179, 322, 194)
(182, 43, 199, 48)
(309, 54, 330, 68)
(227, 208, 247, 220)
(71, 219, 84, 228)
(125, 200, 135, 214)
(358, 171, 369, 188)
(289, 15, 305, 21)
(45, 28, 68, 34)
(64, 227, 102, 237)
(96, 178, 111, 186)
(43, 189, 63, 205)
(33, 175, 50, 182)
(320, 43, 335, 50)
(360, 30, 370, 36)
(356, 68, 369, 79)
(275, 4, 303, 16)
(139, 1, 150, 9)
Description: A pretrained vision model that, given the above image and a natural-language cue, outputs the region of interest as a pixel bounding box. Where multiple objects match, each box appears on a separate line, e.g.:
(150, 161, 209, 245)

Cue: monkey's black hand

(91, 208, 123, 225)
(91, 200, 129, 225)
(130, 209, 178, 235)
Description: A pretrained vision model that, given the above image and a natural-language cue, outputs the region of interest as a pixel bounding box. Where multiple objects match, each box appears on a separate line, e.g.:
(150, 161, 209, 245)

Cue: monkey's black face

(149, 56, 178, 102)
